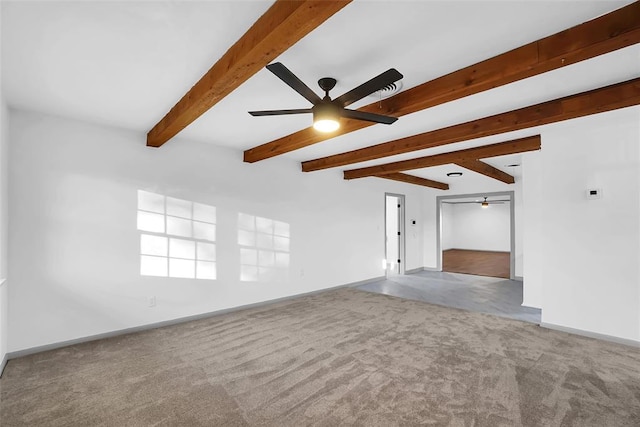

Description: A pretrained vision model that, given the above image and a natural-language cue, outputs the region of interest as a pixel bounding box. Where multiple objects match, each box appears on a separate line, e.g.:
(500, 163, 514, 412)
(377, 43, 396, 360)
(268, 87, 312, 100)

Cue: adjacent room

(1, 0, 639, 425)
(440, 192, 513, 279)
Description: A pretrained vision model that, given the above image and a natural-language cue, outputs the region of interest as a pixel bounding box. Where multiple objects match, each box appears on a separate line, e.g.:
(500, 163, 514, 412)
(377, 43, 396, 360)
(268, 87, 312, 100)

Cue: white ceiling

(2, 0, 639, 189)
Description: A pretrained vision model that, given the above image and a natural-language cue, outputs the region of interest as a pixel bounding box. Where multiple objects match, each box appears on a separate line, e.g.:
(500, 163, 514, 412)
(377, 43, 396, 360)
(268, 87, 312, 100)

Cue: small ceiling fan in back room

(443, 197, 511, 209)
(452, 197, 511, 209)
(249, 62, 403, 132)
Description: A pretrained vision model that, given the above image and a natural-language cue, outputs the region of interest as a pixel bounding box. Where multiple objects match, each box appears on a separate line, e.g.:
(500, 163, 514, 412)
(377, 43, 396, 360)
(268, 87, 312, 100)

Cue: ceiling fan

(444, 197, 511, 208)
(249, 62, 403, 132)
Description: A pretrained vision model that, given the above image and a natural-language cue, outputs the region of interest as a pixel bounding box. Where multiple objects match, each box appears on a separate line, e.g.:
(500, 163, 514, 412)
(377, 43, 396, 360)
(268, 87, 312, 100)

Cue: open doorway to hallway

(385, 193, 405, 277)
(438, 191, 514, 280)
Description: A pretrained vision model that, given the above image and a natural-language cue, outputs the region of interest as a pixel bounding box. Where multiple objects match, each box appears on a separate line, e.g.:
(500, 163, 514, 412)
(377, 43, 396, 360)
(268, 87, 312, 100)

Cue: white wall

(0, 94, 8, 369)
(440, 203, 454, 250)
(523, 107, 640, 342)
(513, 179, 524, 278)
(522, 151, 544, 307)
(443, 202, 510, 252)
(0, 1, 9, 368)
(7, 110, 426, 352)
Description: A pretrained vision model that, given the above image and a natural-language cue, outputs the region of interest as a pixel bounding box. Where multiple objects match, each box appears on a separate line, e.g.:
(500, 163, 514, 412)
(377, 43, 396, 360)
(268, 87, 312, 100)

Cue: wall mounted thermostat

(586, 189, 602, 200)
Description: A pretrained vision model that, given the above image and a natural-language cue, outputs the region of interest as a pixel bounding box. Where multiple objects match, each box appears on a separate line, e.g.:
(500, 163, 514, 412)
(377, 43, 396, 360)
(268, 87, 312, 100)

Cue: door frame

(436, 190, 515, 280)
(384, 193, 406, 276)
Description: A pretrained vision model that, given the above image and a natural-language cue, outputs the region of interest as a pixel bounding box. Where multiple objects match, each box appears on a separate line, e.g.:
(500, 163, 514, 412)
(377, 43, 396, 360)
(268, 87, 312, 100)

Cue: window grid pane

(141, 255, 168, 277)
(169, 258, 195, 279)
(167, 216, 193, 238)
(141, 234, 168, 257)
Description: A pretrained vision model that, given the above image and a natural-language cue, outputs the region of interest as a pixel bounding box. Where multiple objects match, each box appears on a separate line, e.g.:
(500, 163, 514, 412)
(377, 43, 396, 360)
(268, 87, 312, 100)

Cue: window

(137, 190, 216, 280)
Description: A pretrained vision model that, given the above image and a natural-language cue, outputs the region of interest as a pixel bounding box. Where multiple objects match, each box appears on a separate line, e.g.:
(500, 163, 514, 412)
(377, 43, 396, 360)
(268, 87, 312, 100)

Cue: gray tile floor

(357, 270, 541, 324)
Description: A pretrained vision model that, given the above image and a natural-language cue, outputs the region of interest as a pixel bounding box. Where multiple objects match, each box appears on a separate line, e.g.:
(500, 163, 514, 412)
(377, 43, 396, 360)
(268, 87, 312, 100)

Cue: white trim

(0, 278, 6, 287)
(345, 276, 385, 288)
(384, 193, 406, 277)
(404, 267, 424, 274)
(5, 276, 385, 360)
(540, 322, 640, 348)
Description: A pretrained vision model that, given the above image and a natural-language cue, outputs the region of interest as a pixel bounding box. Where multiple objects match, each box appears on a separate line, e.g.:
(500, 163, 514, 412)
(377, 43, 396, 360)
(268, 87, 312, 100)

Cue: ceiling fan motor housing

(313, 101, 342, 122)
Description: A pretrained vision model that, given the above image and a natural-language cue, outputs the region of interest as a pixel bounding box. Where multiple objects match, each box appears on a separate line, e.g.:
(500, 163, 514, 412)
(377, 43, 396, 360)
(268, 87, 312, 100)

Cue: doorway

(385, 193, 405, 277)
(437, 191, 515, 279)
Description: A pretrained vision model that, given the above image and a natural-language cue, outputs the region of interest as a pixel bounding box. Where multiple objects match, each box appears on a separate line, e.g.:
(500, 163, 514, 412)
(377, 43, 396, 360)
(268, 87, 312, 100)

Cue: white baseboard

(540, 322, 640, 348)
(402, 267, 441, 274)
(346, 276, 385, 287)
(6, 277, 385, 361)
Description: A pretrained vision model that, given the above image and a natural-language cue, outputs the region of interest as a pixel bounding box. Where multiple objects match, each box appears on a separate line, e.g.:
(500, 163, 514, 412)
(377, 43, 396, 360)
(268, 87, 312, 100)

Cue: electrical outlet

(586, 189, 602, 199)
(148, 296, 156, 307)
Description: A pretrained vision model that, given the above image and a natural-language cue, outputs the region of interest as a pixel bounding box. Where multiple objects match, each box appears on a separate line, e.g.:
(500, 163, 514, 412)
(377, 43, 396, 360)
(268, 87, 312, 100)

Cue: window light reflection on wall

(238, 213, 290, 282)
(137, 190, 217, 280)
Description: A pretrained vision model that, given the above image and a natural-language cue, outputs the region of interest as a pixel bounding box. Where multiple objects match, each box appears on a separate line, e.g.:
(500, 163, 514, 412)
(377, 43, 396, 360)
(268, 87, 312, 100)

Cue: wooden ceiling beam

(455, 160, 515, 184)
(376, 173, 449, 190)
(309, 78, 640, 172)
(343, 135, 540, 180)
(147, 0, 351, 148)
(244, 1, 640, 162)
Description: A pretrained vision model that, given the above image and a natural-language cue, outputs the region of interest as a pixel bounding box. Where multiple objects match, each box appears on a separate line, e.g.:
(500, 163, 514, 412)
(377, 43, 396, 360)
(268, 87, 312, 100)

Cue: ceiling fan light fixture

(481, 201, 489, 208)
(313, 119, 340, 132)
(312, 102, 340, 133)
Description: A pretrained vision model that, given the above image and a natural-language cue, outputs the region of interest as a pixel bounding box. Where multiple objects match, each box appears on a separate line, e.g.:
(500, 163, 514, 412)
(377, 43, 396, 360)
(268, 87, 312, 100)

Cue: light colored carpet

(1, 288, 639, 426)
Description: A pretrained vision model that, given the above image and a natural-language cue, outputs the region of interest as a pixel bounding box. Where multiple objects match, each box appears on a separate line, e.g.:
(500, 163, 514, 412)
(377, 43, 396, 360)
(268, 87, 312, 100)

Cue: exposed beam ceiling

(244, 1, 640, 163)
(146, 0, 351, 148)
(455, 160, 515, 184)
(343, 135, 541, 180)
(306, 78, 640, 172)
(376, 173, 449, 190)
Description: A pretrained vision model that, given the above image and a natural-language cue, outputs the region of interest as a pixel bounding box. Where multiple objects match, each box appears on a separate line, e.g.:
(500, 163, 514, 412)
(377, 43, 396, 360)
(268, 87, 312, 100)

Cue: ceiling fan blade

(335, 68, 403, 107)
(266, 62, 322, 105)
(342, 109, 398, 124)
(443, 201, 481, 204)
(444, 199, 511, 205)
(249, 108, 312, 117)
